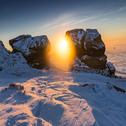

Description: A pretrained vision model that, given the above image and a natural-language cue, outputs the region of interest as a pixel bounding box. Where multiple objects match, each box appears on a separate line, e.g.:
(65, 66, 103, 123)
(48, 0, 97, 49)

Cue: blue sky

(0, 0, 126, 48)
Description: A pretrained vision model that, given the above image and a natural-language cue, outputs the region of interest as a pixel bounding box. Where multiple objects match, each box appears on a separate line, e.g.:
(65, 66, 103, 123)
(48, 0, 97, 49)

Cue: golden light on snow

(49, 38, 76, 71)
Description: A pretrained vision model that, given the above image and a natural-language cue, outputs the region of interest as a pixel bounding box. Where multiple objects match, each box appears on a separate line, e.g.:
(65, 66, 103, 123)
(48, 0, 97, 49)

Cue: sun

(49, 38, 76, 71)
(57, 39, 69, 55)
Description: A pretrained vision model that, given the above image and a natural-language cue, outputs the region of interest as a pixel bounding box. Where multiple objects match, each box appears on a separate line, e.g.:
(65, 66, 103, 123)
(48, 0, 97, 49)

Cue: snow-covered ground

(0, 69, 126, 126)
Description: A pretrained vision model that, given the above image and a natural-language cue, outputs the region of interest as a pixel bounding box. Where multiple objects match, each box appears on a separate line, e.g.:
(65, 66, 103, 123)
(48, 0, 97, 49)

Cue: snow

(85, 29, 99, 41)
(68, 29, 85, 45)
(0, 41, 9, 56)
(0, 51, 34, 75)
(0, 41, 9, 70)
(3, 53, 32, 74)
(11, 35, 49, 56)
(0, 39, 126, 126)
(0, 68, 126, 126)
(77, 30, 85, 41)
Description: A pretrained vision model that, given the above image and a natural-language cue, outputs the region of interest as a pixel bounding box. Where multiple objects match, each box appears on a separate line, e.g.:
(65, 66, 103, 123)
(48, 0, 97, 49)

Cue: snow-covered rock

(84, 29, 105, 56)
(66, 29, 85, 58)
(85, 29, 99, 41)
(66, 29, 85, 45)
(66, 28, 112, 72)
(82, 29, 107, 69)
(9, 35, 50, 68)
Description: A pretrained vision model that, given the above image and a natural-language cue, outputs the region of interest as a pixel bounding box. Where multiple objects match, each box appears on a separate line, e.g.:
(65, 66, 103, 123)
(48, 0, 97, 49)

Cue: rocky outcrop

(66, 28, 115, 75)
(9, 35, 50, 69)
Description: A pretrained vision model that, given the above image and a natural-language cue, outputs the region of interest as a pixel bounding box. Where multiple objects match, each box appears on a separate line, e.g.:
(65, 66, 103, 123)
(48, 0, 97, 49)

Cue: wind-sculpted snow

(0, 70, 126, 126)
(0, 70, 95, 126)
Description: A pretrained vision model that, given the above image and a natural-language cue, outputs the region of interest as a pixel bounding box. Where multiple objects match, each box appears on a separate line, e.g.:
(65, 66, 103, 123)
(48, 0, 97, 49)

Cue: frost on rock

(66, 29, 85, 58)
(84, 29, 105, 56)
(66, 29, 85, 45)
(85, 29, 99, 41)
(9, 35, 50, 69)
(9, 35, 49, 56)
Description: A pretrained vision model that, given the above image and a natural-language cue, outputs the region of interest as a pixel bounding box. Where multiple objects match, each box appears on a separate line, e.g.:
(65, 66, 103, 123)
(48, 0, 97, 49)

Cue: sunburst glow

(49, 38, 76, 71)
(57, 39, 69, 56)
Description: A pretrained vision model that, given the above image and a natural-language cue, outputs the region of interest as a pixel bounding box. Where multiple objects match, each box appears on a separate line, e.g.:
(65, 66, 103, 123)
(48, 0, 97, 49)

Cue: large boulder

(84, 29, 105, 56)
(9, 35, 50, 69)
(66, 29, 85, 58)
(66, 28, 115, 71)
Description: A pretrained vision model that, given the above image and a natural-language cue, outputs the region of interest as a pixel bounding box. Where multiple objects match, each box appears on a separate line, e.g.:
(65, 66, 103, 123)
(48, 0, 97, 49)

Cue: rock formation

(9, 35, 50, 69)
(66, 28, 115, 75)
(0, 31, 115, 76)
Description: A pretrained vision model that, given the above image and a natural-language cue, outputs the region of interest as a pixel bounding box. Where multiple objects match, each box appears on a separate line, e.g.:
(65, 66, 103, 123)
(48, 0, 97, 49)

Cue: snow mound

(3, 52, 31, 74)
(0, 41, 36, 74)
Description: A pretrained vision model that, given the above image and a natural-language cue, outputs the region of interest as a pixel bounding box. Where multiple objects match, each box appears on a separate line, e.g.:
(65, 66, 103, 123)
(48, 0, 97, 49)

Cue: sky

(0, 0, 126, 49)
